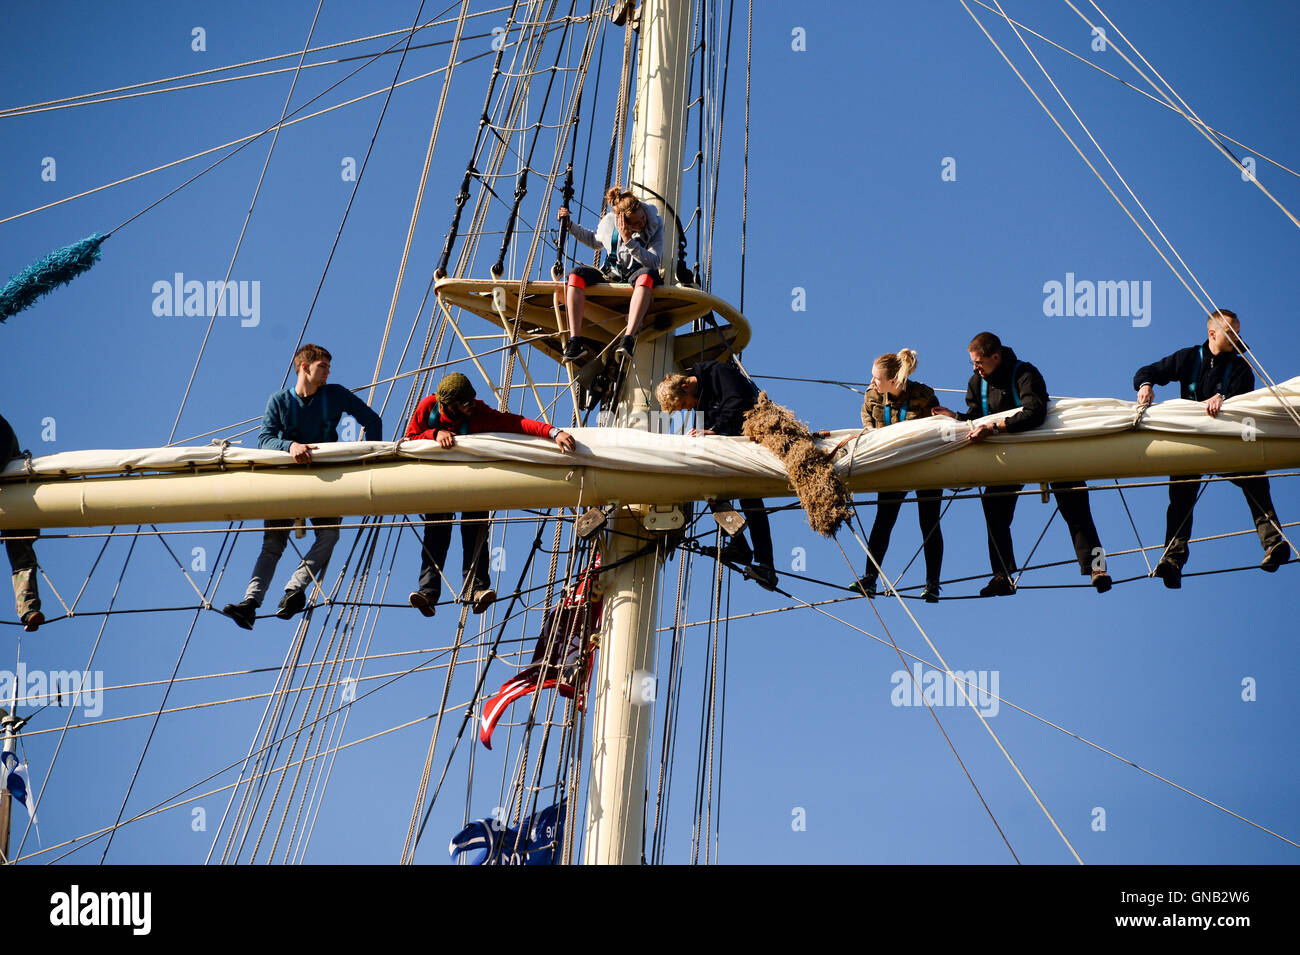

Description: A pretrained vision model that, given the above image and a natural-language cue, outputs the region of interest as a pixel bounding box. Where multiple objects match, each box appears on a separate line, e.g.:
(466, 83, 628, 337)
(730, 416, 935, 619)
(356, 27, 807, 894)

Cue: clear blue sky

(2, 0, 1298, 864)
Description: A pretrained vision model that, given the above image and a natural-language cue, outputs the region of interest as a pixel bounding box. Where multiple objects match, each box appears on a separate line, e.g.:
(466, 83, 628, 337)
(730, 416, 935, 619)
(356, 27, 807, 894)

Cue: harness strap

(980, 361, 1022, 416)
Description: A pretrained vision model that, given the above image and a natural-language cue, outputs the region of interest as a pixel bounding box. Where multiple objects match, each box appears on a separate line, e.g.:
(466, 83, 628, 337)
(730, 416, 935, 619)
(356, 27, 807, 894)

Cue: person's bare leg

(624, 283, 652, 336)
(566, 283, 586, 338)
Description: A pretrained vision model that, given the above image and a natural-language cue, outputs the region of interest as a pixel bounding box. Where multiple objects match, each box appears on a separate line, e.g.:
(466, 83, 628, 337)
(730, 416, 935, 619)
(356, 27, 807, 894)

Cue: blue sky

(2, 0, 1298, 864)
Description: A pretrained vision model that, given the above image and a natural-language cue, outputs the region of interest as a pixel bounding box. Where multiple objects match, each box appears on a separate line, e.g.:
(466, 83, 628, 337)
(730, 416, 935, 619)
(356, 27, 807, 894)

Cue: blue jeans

(243, 517, 340, 606)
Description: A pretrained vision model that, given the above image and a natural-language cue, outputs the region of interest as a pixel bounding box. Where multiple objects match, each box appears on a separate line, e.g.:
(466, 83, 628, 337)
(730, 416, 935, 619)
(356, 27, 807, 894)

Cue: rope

(845, 520, 1085, 859)
(0, 6, 502, 116)
(14, 531, 148, 858)
(961, 0, 1300, 181)
(167, 1, 326, 444)
(367, 0, 475, 406)
(764, 577, 1300, 854)
(0, 46, 508, 229)
(971, 0, 1300, 435)
(1070, 0, 1300, 230)
(739, 0, 751, 311)
(281, 0, 440, 390)
(99, 557, 206, 862)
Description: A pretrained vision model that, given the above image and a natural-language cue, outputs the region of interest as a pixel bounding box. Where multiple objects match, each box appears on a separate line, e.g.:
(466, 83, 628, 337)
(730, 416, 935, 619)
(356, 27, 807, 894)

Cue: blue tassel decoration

(0, 233, 109, 323)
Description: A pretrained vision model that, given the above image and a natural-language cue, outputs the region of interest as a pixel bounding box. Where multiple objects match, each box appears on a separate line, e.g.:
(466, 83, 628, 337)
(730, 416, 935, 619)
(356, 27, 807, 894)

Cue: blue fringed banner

(0, 233, 108, 323)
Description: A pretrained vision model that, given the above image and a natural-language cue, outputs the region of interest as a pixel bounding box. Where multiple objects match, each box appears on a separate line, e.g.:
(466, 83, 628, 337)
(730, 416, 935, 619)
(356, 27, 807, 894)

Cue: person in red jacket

(405, 373, 576, 617)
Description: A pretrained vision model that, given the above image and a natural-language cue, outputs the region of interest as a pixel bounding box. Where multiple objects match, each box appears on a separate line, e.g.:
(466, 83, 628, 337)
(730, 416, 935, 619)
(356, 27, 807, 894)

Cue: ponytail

(874, 348, 918, 390)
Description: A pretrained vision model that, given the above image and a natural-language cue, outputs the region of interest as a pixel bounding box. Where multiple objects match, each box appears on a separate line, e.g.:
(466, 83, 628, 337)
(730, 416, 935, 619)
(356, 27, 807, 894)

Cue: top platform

(434, 278, 751, 370)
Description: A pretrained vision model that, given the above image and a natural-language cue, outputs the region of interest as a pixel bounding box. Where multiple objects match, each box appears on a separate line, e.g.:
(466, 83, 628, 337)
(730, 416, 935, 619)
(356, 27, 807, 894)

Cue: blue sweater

(257, 384, 383, 451)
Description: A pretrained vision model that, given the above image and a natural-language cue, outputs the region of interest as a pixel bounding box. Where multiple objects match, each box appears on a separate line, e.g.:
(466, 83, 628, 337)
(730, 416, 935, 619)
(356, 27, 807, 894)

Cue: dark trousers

(981, 481, 1102, 577)
(4, 529, 40, 619)
(1163, 473, 1282, 568)
(419, 512, 491, 601)
(864, 489, 944, 585)
(708, 498, 774, 567)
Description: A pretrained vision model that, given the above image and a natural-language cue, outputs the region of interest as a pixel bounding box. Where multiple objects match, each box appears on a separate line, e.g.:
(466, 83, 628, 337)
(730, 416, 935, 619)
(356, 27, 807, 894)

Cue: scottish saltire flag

(1, 750, 37, 822)
(449, 800, 565, 865)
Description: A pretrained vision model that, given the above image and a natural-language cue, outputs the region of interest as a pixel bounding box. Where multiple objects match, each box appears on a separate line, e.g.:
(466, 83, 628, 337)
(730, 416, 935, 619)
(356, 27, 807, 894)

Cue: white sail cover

(3, 379, 1299, 482)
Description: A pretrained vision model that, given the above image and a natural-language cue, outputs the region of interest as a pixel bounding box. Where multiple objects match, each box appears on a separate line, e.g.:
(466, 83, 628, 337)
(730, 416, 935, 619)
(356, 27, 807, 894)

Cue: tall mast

(583, 0, 696, 865)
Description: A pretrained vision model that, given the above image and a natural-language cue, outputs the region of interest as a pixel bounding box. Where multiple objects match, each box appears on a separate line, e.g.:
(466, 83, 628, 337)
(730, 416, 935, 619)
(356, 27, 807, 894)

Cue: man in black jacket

(1133, 309, 1290, 588)
(1, 414, 43, 631)
(934, 332, 1110, 597)
(655, 361, 777, 590)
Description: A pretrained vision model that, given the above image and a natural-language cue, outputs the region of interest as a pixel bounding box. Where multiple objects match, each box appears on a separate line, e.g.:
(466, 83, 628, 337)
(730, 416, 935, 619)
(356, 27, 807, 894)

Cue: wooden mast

(581, 0, 697, 866)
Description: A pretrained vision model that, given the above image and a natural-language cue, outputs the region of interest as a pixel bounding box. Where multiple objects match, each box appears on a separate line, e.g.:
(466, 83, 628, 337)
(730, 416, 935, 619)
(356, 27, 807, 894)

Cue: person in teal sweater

(222, 344, 382, 630)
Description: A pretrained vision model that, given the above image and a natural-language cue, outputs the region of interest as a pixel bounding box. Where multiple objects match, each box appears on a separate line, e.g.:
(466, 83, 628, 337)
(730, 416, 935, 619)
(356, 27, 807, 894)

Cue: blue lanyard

(1190, 345, 1232, 399)
(882, 404, 907, 425)
(430, 399, 469, 435)
(980, 362, 1022, 416)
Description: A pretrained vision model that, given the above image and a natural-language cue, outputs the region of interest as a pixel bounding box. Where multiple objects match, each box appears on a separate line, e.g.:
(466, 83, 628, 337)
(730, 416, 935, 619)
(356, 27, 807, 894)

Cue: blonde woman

(852, 348, 944, 602)
(557, 187, 664, 364)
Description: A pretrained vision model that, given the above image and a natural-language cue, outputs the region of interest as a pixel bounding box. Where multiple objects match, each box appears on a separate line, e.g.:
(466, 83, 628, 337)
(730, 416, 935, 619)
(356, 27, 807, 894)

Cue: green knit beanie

(437, 372, 476, 405)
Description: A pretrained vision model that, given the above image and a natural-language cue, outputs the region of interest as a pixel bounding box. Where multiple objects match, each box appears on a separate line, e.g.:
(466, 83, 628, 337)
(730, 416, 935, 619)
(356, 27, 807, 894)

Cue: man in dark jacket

(1133, 309, 1290, 587)
(935, 332, 1110, 597)
(222, 344, 383, 630)
(404, 372, 576, 617)
(1, 414, 42, 632)
(655, 361, 777, 590)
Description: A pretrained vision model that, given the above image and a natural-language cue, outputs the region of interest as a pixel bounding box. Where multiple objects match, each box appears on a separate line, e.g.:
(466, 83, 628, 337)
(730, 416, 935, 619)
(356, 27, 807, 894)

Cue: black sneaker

(922, 583, 941, 603)
(221, 599, 257, 631)
(615, 334, 637, 362)
(1261, 541, 1291, 572)
(409, 591, 437, 618)
(21, 610, 44, 633)
(1091, 570, 1113, 594)
(276, 589, 307, 620)
(720, 535, 753, 565)
(850, 575, 878, 598)
(978, 574, 1016, 597)
(1153, 559, 1182, 590)
(744, 563, 779, 591)
(562, 338, 590, 364)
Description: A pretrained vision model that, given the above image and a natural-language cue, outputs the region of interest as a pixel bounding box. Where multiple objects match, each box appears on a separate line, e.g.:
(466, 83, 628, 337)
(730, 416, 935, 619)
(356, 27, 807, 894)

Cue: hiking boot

(744, 563, 779, 591)
(20, 610, 44, 633)
(850, 575, 878, 598)
(978, 574, 1016, 597)
(562, 338, 590, 364)
(1261, 541, 1291, 572)
(470, 588, 497, 614)
(922, 583, 941, 604)
(409, 590, 437, 618)
(276, 588, 308, 620)
(221, 599, 257, 631)
(1153, 559, 1182, 590)
(615, 334, 637, 362)
(1091, 570, 1113, 594)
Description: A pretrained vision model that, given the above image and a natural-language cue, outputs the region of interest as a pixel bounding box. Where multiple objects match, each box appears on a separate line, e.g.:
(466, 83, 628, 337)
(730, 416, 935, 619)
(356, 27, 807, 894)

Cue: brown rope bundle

(742, 392, 851, 537)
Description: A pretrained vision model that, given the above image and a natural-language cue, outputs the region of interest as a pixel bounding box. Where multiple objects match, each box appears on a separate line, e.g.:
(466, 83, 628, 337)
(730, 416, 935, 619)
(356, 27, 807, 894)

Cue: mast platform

(434, 278, 750, 369)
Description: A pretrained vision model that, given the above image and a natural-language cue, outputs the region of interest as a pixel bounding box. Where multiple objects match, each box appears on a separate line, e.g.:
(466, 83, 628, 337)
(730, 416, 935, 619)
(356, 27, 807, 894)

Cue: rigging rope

(168, 0, 326, 444)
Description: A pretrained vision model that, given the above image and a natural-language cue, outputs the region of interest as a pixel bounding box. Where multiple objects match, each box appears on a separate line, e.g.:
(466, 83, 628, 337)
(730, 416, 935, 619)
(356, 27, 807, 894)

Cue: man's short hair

(294, 343, 332, 369)
(655, 373, 690, 412)
(968, 332, 1002, 357)
(1208, 308, 1239, 329)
